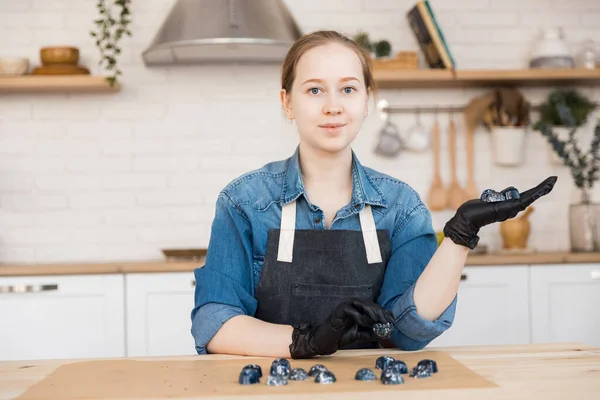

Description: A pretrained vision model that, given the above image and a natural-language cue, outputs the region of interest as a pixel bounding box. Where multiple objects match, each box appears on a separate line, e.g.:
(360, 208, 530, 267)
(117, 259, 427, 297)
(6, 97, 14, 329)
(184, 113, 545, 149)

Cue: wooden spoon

(426, 116, 447, 211)
(447, 114, 466, 210)
(464, 117, 479, 201)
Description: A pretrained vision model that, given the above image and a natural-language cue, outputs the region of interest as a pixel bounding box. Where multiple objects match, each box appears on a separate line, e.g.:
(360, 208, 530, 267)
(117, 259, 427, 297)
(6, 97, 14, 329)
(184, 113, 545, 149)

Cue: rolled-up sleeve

(377, 204, 457, 350)
(190, 192, 257, 354)
(191, 303, 245, 354)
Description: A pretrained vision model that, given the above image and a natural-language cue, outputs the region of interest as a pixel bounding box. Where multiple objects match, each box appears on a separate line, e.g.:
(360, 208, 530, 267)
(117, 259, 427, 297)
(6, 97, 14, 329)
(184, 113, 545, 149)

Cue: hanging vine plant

(90, 0, 132, 87)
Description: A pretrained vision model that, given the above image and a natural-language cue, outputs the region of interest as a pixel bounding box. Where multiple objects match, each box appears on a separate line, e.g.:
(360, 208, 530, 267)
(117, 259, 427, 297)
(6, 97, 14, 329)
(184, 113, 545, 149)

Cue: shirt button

(315, 218, 321, 223)
(354, 204, 361, 209)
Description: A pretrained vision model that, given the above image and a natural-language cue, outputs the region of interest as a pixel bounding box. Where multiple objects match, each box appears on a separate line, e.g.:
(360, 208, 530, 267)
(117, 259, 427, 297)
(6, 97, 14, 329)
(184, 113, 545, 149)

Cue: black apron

(254, 199, 392, 349)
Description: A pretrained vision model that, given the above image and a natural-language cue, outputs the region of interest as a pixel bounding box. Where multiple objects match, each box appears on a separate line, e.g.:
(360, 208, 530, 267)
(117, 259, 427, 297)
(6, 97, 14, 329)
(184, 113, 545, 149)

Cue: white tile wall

(0, 0, 599, 263)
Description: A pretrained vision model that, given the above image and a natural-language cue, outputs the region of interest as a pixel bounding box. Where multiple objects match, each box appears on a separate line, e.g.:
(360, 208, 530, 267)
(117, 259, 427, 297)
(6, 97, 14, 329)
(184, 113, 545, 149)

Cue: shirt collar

(280, 145, 387, 209)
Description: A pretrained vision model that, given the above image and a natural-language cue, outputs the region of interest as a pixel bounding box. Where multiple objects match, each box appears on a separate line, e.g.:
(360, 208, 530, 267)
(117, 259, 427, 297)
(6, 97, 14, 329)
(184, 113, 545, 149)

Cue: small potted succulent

(353, 31, 392, 60)
(353, 31, 374, 56)
(374, 40, 392, 59)
(533, 89, 597, 164)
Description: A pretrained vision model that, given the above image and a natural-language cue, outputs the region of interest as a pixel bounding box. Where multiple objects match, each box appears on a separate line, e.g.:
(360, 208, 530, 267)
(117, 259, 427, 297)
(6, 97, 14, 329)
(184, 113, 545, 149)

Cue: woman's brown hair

(281, 30, 377, 100)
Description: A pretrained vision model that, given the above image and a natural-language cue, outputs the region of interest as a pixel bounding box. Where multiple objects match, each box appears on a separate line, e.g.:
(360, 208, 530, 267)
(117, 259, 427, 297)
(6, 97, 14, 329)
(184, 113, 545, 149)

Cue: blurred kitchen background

(0, 0, 599, 361)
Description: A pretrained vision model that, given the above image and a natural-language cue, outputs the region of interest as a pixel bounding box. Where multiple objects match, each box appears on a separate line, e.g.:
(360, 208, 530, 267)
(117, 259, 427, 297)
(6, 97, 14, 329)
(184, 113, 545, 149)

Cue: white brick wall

(0, 0, 599, 263)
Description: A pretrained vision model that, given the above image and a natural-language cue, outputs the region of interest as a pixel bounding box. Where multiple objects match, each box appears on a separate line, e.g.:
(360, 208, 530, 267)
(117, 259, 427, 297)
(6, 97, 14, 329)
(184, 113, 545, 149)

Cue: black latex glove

(289, 298, 395, 359)
(338, 300, 396, 349)
(443, 176, 558, 249)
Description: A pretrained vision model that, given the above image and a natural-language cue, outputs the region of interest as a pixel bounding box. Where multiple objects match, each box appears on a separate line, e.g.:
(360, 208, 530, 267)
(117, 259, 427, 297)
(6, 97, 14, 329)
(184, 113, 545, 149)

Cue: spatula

(447, 114, 466, 210)
(464, 121, 479, 201)
(426, 115, 447, 211)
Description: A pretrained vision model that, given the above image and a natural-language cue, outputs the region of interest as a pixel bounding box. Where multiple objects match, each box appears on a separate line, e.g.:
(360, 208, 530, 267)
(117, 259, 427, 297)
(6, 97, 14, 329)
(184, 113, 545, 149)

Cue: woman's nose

(323, 95, 343, 115)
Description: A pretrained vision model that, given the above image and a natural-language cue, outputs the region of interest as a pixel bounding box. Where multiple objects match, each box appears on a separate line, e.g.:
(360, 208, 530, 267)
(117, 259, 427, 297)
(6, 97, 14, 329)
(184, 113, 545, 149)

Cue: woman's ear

(280, 89, 294, 120)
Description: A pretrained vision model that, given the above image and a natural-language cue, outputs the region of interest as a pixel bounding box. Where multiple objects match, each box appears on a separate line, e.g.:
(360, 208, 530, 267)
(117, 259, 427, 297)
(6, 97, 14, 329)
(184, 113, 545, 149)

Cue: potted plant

(374, 40, 392, 59)
(353, 31, 374, 56)
(533, 89, 597, 164)
(483, 89, 531, 166)
(536, 98, 600, 252)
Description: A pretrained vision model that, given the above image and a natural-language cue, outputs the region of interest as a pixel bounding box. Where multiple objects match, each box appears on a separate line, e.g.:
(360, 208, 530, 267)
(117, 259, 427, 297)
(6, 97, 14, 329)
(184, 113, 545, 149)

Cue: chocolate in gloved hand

(289, 298, 394, 359)
(443, 176, 558, 249)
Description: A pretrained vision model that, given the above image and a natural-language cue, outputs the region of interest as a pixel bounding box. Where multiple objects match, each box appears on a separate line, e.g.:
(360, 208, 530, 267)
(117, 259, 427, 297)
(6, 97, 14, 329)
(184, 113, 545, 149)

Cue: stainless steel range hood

(142, 0, 303, 65)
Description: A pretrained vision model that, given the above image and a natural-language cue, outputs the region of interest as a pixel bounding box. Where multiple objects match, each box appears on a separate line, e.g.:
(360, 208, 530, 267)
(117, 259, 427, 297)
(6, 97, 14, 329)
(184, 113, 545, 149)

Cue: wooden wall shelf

(0, 76, 120, 93)
(374, 68, 600, 89)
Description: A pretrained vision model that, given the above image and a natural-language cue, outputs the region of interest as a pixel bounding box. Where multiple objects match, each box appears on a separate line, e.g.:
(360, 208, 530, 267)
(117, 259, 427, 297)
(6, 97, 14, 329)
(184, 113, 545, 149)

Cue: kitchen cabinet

(530, 264, 600, 348)
(2, 260, 598, 361)
(0, 274, 125, 361)
(125, 272, 197, 357)
(428, 265, 531, 347)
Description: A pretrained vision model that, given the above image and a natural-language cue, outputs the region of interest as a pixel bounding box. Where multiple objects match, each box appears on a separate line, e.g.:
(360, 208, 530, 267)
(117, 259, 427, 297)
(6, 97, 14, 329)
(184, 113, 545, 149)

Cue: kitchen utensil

(500, 206, 534, 250)
(374, 99, 403, 157)
(447, 113, 466, 210)
(0, 57, 29, 75)
(404, 108, 430, 152)
(426, 113, 447, 211)
(465, 89, 530, 131)
(464, 115, 478, 200)
(40, 46, 80, 65)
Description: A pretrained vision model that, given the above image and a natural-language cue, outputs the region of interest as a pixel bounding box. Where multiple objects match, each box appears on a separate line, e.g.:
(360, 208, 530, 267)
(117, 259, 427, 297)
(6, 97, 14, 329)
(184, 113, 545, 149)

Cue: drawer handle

(592, 270, 600, 280)
(460, 273, 468, 281)
(0, 284, 59, 294)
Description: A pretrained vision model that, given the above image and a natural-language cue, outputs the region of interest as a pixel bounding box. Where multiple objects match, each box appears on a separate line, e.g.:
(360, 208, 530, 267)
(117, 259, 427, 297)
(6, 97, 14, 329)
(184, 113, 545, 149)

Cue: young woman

(191, 30, 557, 359)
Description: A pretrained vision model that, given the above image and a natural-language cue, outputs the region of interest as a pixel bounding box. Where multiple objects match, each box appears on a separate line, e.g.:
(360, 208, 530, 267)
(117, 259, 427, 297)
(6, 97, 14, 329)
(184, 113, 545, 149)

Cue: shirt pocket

(252, 255, 264, 287)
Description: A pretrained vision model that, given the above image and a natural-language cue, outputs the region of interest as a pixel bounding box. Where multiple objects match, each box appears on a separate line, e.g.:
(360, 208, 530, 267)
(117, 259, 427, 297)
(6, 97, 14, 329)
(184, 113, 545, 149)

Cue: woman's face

(281, 42, 369, 155)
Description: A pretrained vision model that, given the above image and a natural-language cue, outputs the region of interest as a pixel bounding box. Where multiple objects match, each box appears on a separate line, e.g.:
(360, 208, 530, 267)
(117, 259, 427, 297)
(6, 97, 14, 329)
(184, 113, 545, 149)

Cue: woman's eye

(308, 87, 322, 95)
(343, 87, 356, 94)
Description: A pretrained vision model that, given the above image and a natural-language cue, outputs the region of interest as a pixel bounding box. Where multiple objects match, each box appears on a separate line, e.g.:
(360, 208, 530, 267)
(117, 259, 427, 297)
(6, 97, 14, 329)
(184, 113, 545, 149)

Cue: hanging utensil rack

(377, 100, 541, 115)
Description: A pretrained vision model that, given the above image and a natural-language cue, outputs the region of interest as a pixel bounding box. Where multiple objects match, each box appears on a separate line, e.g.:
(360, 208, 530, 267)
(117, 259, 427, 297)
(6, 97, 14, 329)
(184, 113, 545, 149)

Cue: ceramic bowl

(40, 46, 79, 65)
(0, 57, 29, 75)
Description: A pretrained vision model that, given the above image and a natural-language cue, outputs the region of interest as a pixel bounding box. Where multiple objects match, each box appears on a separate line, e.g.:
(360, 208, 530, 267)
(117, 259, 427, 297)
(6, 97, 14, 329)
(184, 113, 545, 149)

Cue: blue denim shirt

(191, 146, 456, 354)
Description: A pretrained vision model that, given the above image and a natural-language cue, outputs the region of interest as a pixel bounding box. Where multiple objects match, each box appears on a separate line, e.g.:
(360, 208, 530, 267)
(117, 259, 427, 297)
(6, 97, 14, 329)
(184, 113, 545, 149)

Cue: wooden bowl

(40, 46, 79, 65)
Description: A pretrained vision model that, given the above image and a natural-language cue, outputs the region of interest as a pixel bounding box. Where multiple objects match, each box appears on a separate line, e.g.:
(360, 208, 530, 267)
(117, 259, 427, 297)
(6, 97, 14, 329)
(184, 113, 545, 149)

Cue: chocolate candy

(238, 367, 261, 385)
(375, 355, 395, 370)
(308, 364, 328, 377)
(315, 370, 336, 384)
(289, 368, 308, 381)
(270, 358, 290, 377)
(381, 363, 404, 385)
(355, 368, 377, 381)
(372, 322, 392, 339)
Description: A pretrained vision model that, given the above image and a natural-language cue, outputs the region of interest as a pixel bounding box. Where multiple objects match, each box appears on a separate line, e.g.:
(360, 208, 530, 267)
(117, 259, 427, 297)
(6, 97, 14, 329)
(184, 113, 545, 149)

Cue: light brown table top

(1, 343, 598, 399)
(1, 251, 600, 277)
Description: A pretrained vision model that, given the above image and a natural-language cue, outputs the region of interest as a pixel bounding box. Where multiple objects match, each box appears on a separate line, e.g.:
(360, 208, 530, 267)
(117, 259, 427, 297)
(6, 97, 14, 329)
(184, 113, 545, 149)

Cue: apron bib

(254, 200, 392, 349)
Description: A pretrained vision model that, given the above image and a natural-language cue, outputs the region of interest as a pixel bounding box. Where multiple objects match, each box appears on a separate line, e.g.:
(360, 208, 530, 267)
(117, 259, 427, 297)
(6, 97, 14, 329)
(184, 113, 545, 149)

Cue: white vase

(491, 126, 527, 166)
(547, 126, 571, 165)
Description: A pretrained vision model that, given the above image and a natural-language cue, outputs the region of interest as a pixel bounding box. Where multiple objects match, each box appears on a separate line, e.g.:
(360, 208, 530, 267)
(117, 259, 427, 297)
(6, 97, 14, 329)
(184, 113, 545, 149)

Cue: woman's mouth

(319, 123, 346, 134)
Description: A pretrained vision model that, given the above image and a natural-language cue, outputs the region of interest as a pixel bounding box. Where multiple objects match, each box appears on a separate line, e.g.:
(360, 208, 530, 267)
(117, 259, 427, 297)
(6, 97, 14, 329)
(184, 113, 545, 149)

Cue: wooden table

(1, 343, 598, 399)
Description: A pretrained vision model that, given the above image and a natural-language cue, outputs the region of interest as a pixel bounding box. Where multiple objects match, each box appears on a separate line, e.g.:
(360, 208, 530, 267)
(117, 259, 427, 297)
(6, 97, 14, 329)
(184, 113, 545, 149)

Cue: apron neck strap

(277, 200, 383, 264)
